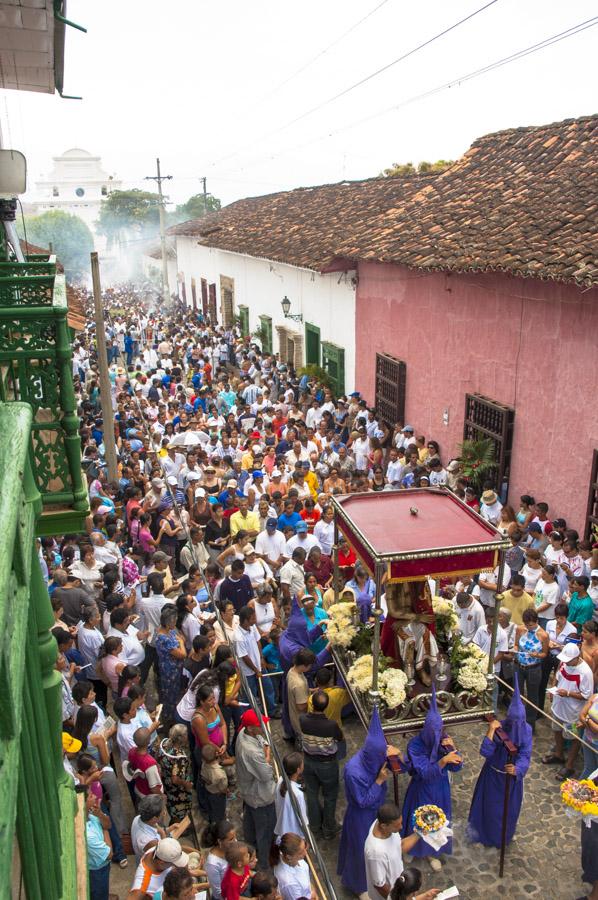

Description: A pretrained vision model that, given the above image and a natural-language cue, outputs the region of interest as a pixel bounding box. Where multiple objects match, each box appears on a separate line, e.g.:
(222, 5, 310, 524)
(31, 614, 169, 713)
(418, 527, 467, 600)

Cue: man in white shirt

(385, 447, 404, 487)
(428, 458, 448, 486)
(551, 642, 594, 777)
(286, 521, 319, 557)
(351, 428, 370, 472)
(140, 572, 170, 646)
(108, 608, 148, 667)
(280, 548, 307, 608)
(364, 802, 420, 900)
(478, 566, 511, 608)
(255, 519, 287, 572)
(454, 591, 486, 645)
(233, 606, 278, 716)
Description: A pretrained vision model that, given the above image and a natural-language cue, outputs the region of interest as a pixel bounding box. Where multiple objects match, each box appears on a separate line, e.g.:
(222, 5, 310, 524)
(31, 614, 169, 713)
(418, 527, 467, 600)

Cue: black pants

(242, 802, 276, 870)
(516, 663, 542, 726)
(539, 653, 559, 712)
(206, 790, 227, 823)
(302, 755, 339, 837)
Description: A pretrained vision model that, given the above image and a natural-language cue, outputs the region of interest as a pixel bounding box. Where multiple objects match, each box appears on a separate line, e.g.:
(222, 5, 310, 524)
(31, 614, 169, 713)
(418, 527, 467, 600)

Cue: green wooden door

(322, 342, 345, 397)
(259, 315, 273, 353)
(238, 305, 250, 337)
(305, 322, 321, 366)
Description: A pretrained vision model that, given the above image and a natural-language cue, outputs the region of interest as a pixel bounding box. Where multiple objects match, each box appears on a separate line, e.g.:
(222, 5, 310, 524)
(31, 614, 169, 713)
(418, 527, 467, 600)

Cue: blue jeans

(89, 862, 110, 900)
(581, 733, 598, 779)
(245, 673, 276, 715)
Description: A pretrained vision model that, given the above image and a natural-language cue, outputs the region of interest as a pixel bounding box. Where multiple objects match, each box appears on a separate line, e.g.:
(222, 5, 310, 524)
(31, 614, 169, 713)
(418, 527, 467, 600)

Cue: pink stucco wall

(355, 261, 598, 531)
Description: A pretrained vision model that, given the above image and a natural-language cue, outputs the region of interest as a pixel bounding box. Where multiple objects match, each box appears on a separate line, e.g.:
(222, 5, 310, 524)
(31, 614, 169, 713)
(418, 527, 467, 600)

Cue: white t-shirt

(255, 529, 287, 564)
(478, 566, 511, 608)
(233, 624, 261, 676)
(473, 624, 508, 672)
(454, 597, 486, 644)
(551, 660, 594, 724)
(286, 534, 319, 557)
(274, 778, 307, 839)
(521, 564, 543, 595)
(533, 579, 560, 620)
(364, 822, 404, 900)
(274, 859, 311, 900)
(313, 520, 334, 555)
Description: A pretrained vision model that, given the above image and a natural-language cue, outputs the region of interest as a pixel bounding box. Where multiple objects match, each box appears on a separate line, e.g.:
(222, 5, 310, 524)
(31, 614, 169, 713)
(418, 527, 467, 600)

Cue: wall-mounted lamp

(281, 295, 303, 322)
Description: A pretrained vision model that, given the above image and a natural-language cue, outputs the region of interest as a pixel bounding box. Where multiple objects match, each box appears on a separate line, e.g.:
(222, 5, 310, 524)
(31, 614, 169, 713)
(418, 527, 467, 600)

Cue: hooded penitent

(337, 707, 389, 894)
(401, 684, 461, 858)
(279, 598, 330, 736)
(468, 678, 533, 848)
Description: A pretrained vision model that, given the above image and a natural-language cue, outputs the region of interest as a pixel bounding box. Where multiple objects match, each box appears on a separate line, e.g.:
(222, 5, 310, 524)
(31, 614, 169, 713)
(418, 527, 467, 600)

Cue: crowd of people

(44, 283, 598, 900)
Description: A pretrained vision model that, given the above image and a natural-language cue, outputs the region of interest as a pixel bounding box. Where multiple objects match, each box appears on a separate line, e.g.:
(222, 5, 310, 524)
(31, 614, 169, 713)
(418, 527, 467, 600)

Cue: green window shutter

(304, 322, 321, 366)
(322, 342, 345, 397)
(259, 315, 273, 353)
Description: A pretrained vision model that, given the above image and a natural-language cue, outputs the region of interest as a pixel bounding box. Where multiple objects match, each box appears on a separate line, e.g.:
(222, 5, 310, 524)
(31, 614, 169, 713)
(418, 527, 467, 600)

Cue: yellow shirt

(418, 447, 430, 463)
(305, 470, 319, 501)
(307, 685, 350, 728)
(241, 451, 258, 471)
(501, 589, 535, 626)
(230, 509, 260, 537)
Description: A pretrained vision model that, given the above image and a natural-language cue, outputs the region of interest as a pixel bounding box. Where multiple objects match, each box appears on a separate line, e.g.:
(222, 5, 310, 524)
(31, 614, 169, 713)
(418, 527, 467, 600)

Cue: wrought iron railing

(0, 254, 88, 536)
(0, 402, 82, 899)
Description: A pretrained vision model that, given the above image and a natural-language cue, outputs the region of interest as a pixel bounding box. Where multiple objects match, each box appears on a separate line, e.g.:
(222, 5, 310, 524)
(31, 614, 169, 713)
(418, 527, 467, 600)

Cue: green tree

(382, 159, 454, 177)
(169, 192, 222, 225)
(18, 210, 94, 281)
(96, 189, 161, 246)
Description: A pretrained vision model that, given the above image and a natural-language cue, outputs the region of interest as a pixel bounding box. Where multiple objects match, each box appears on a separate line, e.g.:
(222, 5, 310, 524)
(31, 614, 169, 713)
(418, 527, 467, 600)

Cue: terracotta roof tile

(169, 114, 598, 286)
(167, 175, 430, 271)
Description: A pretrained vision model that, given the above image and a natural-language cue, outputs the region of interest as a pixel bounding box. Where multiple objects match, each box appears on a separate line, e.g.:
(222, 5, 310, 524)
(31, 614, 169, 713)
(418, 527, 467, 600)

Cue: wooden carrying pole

(90, 252, 118, 482)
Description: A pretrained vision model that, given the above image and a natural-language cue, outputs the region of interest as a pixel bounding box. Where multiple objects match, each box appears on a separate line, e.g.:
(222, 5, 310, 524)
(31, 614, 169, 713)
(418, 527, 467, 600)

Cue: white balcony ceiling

(0, 1, 60, 94)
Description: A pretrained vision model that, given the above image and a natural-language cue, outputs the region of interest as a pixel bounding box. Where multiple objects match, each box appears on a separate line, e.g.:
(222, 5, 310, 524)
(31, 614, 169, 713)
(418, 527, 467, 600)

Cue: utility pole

(90, 252, 119, 483)
(144, 158, 172, 302)
(200, 176, 208, 215)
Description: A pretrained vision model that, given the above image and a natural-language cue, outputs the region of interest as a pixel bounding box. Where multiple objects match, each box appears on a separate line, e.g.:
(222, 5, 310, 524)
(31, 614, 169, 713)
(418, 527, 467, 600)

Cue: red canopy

(331, 488, 508, 581)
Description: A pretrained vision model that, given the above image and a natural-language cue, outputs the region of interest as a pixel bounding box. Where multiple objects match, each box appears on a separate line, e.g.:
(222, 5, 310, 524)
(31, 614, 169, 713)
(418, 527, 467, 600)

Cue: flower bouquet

(432, 596, 459, 648)
(450, 635, 489, 695)
(326, 602, 360, 649)
(346, 654, 407, 710)
(412, 804, 452, 850)
(561, 778, 598, 820)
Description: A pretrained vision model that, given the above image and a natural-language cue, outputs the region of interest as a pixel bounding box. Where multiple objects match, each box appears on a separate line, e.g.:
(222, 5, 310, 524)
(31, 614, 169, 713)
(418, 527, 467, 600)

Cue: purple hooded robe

(279, 599, 330, 737)
(337, 707, 388, 894)
(468, 676, 533, 847)
(400, 685, 462, 858)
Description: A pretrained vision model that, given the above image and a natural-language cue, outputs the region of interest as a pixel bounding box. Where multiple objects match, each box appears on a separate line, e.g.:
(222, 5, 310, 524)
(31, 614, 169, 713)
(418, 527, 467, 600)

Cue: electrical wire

(257, 0, 394, 102)
(221, 13, 598, 176)
(208, 0, 500, 168)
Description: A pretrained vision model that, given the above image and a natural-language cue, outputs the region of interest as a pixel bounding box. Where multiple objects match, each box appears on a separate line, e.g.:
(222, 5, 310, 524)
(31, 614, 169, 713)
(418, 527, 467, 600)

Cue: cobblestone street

(108, 705, 585, 900)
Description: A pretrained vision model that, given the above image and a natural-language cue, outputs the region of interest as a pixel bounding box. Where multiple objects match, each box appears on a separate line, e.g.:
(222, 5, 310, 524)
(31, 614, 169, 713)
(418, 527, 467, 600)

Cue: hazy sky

(2, 0, 597, 208)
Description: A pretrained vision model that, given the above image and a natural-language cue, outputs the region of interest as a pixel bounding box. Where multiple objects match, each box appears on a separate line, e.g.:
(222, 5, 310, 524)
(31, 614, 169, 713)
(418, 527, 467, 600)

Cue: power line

(258, 0, 394, 101)
(208, 0, 500, 168)
(222, 13, 598, 176)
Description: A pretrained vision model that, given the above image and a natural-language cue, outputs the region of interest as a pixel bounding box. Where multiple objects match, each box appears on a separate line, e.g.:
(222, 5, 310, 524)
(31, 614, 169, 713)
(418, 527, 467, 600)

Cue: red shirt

(127, 747, 162, 797)
(220, 865, 251, 900)
(300, 508, 321, 533)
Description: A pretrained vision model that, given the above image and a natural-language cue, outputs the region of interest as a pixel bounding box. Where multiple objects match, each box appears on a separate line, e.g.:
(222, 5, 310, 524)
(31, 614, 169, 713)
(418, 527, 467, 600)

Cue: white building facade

(33, 148, 122, 247)
(174, 235, 356, 395)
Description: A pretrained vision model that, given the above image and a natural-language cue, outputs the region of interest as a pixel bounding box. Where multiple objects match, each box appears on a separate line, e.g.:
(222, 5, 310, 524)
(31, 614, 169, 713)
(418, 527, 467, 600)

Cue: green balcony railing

(0, 254, 88, 536)
(0, 402, 83, 900)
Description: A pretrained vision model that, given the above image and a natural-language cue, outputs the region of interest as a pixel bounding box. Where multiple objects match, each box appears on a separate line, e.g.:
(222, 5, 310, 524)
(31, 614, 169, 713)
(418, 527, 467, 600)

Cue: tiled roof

(168, 175, 430, 271)
(169, 114, 598, 286)
(343, 115, 598, 286)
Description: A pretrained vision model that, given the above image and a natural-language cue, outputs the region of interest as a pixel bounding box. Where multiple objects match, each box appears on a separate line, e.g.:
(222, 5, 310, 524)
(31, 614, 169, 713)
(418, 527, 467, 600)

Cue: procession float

(328, 488, 510, 734)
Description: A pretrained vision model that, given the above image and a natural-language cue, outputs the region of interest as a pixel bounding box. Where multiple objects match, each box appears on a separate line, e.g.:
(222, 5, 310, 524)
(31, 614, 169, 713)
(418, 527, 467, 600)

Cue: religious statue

(380, 579, 438, 686)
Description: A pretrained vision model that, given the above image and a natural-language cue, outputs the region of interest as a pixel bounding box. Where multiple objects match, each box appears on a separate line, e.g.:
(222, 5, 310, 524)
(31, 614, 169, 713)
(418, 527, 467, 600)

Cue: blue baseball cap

(252, 470, 264, 478)
(266, 517, 278, 529)
(296, 521, 308, 533)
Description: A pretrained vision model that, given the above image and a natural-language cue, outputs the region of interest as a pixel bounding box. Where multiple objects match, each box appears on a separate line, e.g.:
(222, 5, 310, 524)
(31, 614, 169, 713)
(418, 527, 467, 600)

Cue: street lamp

(281, 295, 303, 322)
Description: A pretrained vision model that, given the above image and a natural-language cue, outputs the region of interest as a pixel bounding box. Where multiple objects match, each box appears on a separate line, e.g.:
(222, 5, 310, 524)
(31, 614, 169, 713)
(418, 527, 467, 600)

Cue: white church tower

(33, 148, 122, 248)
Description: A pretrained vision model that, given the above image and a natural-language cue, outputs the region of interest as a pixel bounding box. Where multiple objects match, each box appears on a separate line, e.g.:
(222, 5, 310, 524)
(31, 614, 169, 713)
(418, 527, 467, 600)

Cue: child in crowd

(201, 742, 228, 823)
(220, 841, 253, 900)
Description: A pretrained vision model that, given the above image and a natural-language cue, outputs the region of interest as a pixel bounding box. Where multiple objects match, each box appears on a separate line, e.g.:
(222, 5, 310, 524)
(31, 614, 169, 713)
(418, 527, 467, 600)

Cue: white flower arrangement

(347, 654, 408, 708)
(456, 655, 489, 694)
(432, 596, 459, 632)
(326, 602, 359, 648)
(379, 668, 408, 708)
